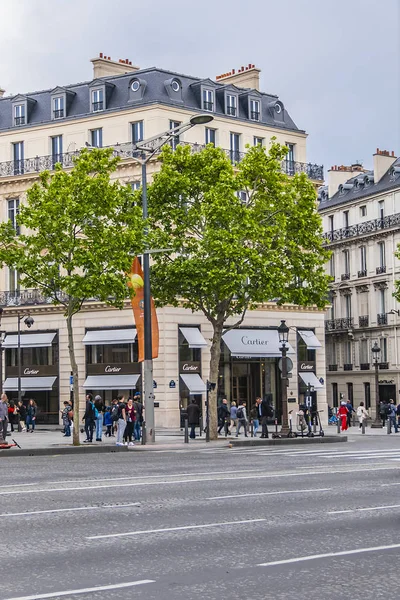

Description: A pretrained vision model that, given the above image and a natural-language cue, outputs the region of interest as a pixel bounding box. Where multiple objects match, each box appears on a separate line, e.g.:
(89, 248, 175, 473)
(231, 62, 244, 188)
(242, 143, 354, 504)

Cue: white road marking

(0, 465, 397, 496)
(328, 504, 400, 515)
(381, 483, 400, 487)
(0, 502, 141, 518)
(3, 579, 155, 600)
(207, 488, 332, 500)
(257, 543, 400, 567)
(87, 518, 266, 540)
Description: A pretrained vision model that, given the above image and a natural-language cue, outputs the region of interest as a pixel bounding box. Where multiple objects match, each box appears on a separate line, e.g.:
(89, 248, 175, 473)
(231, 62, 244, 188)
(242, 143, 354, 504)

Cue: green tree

(0, 149, 144, 445)
(147, 142, 330, 440)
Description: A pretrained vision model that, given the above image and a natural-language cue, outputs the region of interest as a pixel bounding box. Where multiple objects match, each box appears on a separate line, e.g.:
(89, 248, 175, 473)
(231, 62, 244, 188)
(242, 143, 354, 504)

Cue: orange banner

(128, 257, 159, 362)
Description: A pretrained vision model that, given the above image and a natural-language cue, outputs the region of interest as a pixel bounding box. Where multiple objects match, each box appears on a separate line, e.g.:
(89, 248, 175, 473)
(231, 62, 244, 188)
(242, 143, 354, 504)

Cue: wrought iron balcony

(226, 106, 236, 116)
(376, 265, 386, 274)
(250, 111, 260, 121)
(359, 315, 369, 327)
(377, 313, 388, 325)
(325, 317, 354, 332)
(323, 213, 400, 244)
(92, 101, 104, 111)
(360, 363, 370, 370)
(14, 116, 25, 126)
(53, 109, 64, 119)
(341, 273, 350, 281)
(358, 269, 367, 278)
(344, 363, 353, 371)
(328, 364, 338, 371)
(203, 102, 214, 111)
(0, 289, 67, 307)
(379, 362, 389, 369)
(281, 160, 323, 181)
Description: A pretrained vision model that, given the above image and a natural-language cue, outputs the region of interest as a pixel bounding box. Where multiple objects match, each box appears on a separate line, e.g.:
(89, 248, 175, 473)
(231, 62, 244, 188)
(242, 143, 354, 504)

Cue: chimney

(328, 164, 364, 198)
(373, 148, 397, 183)
(91, 53, 140, 78)
(0, 88, 5, 98)
(215, 63, 261, 91)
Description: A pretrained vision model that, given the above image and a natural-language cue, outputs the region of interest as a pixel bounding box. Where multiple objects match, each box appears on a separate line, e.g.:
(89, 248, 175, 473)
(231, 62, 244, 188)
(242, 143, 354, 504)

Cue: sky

(0, 0, 399, 172)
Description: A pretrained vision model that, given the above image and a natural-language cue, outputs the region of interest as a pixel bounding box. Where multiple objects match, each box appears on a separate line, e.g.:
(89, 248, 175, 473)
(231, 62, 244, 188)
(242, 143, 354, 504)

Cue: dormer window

(250, 99, 260, 121)
(91, 89, 104, 112)
(14, 104, 25, 126)
(226, 94, 237, 117)
(202, 89, 214, 112)
(53, 96, 64, 119)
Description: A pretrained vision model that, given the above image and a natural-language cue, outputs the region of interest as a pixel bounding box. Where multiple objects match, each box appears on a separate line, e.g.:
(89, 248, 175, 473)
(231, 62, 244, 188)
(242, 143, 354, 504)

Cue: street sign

(305, 396, 312, 408)
(278, 357, 293, 373)
(70, 375, 73, 385)
(153, 380, 157, 389)
(169, 380, 176, 389)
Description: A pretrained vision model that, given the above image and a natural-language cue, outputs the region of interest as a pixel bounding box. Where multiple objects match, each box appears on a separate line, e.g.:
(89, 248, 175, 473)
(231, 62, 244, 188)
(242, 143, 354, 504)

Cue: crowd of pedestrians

(0, 393, 37, 439)
(215, 397, 274, 438)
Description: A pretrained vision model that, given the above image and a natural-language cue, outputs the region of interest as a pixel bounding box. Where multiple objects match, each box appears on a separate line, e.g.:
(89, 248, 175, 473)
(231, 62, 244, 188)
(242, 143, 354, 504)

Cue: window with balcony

(345, 294, 352, 319)
(254, 136, 264, 146)
(13, 141, 24, 176)
(381, 337, 388, 362)
(329, 254, 335, 279)
(51, 135, 63, 167)
(250, 99, 260, 121)
(358, 245, 367, 277)
(202, 89, 214, 112)
(226, 95, 237, 117)
(377, 289, 386, 324)
(132, 121, 144, 144)
(377, 241, 386, 274)
(14, 104, 25, 126)
(90, 128, 103, 148)
(344, 341, 353, 370)
(360, 339, 369, 369)
(169, 120, 181, 150)
(91, 89, 104, 112)
(53, 96, 64, 119)
(342, 249, 350, 279)
(229, 133, 240, 163)
(205, 127, 216, 146)
(8, 198, 20, 234)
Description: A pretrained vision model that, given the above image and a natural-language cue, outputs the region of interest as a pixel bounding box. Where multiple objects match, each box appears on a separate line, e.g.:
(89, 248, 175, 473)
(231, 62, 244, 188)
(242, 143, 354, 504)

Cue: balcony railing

(226, 106, 236, 116)
(360, 363, 370, 370)
(323, 213, 400, 244)
(341, 273, 350, 281)
(250, 111, 260, 121)
(53, 109, 64, 119)
(0, 289, 68, 307)
(359, 315, 369, 327)
(14, 116, 25, 126)
(358, 269, 367, 278)
(92, 101, 104, 111)
(325, 317, 354, 331)
(203, 102, 213, 111)
(344, 363, 353, 371)
(377, 313, 388, 325)
(328, 364, 338, 371)
(376, 265, 386, 274)
(379, 362, 389, 369)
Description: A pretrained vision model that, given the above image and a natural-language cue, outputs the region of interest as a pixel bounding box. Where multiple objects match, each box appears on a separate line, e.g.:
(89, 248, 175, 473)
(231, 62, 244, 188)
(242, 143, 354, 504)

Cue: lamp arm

(133, 121, 195, 157)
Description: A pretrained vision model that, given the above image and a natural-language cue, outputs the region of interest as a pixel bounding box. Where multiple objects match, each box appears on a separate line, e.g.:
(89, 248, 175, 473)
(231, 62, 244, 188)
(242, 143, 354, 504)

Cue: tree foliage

(147, 141, 330, 439)
(0, 148, 144, 444)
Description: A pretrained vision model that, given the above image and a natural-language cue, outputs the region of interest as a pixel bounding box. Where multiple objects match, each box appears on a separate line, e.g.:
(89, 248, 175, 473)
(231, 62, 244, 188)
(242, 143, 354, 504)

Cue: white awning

(298, 330, 322, 350)
(299, 372, 324, 389)
(3, 333, 56, 349)
(179, 327, 208, 348)
(180, 374, 206, 395)
(222, 329, 295, 358)
(3, 377, 57, 391)
(83, 374, 140, 391)
(82, 329, 137, 345)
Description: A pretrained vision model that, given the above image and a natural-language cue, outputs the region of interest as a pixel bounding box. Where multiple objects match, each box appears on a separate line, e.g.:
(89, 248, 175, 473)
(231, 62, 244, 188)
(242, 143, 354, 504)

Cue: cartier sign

(180, 362, 201, 373)
(87, 363, 140, 375)
(104, 365, 121, 373)
(6, 365, 58, 377)
(299, 361, 316, 372)
(24, 368, 39, 375)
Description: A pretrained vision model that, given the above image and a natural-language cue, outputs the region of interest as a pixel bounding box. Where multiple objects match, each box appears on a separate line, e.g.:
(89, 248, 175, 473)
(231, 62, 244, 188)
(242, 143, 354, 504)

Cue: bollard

(387, 418, 391, 434)
(184, 418, 189, 443)
(250, 420, 254, 437)
(199, 416, 203, 437)
(337, 417, 341, 434)
(141, 421, 146, 445)
(361, 419, 366, 434)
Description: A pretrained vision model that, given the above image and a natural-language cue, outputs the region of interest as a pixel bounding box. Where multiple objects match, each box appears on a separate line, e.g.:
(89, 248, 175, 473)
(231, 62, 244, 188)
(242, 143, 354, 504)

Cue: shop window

(332, 383, 338, 408)
(178, 329, 201, 362)
(297, 335, 316, 362)
(86, 342, 137, 364)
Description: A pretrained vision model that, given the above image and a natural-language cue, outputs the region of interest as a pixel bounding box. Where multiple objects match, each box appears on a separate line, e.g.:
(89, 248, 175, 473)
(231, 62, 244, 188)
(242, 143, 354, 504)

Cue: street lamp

(371, 341, 381, 428)
(278, 320, 290, 436)
(131, 114, 214, 443)
(17, 313, 34, 405)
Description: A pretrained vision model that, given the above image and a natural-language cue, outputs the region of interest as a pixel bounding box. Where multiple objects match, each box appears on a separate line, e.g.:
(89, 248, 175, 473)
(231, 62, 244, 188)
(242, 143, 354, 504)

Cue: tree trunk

(66, 305, 80, 446)
(208, 320, 224, 440)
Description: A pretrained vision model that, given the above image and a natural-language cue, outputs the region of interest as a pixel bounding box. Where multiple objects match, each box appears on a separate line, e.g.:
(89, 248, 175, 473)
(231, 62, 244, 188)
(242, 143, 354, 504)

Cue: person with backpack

(346, 400, 355, 428)
(230, 401, 238, 434)
(387, 399, 398, 433)
(104, 406, 113, 437)
(259, 397, 273, 438)
(356, 402, 369, 429)
(380, 401, 388, 428)
(94, 395, 104, 442)
(235, 402, 248, 437)
(115, 394, 127, 446)
(217, 399, 230, 436)
(82, 393, 96, 443)
(133, 392, 143, 441)
(61, 401, 73, 437)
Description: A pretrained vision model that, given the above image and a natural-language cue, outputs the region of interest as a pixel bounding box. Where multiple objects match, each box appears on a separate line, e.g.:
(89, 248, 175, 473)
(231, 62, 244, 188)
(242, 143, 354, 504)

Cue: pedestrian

(18, 400, 26, 432)
(123, 397, 136, 446)
(111, 398, 118, 435)
(26, 399, 37, 432)
(337, 401, 349, 431)
(104, 406, 113, 437)
(250, 400, 259, 437)
(82, 393, 95, 443)
(356, 402, 369, 429)
(346, 399, 355, 428)
(217, 399, 230, 435)
(8, 400, 17, 432)
(380, 401, 388, 428)
(396, 402, 400, 429)
(258, 396, 273, 438)
(230, 401, 237, 433)
(133, 392, 143, 441)
(236, 402, 248, 437)
(61, 401, 72, 437)
(387, 399, 398, 433)
(94, 395, 104, 442)
(0, 393, 8, 442)
(115, 395, 127, 446)
(186, 399, 200, 439)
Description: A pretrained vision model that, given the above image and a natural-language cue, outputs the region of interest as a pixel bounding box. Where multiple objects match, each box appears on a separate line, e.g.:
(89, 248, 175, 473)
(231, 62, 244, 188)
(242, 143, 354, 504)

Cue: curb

(0, 445, 131, 458)
(229, 436, 348, 447)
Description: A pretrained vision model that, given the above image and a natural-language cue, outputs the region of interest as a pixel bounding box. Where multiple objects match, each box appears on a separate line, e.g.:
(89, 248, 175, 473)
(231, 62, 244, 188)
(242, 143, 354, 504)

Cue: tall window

(13, 141, 24, 175)
(360, 205, 367, 217)
(250, 99, 260, 121)
(378, 241, 385, 268)
(202, 89, 214, 111)
(169, 120, 181, 150)
(53, 96, 64, 119)
(132, 121, 144, 144)
(226, 95, 237, 116)
(343, 210, 349, 228)
(229, 133, 240, 163)
(360, 246, 367, 273)
(347, 382, 353, 404)
(14, 104, 25, 126)
(329, 254, 335, 278)
(328, 215, 334, 233)
(345, 295, 352, 319)
(381, 338, 388, 362)
(8, 268, 20, 293)
(345, 341, 352, 364)
(364, 382, 371, 409)
(8, 198, 20, 234)
(380, 288, 386, 314)
(91, 128, 103, 148)
(343, 249, 350, 275)
(51, 135, 63, 167)
(286, 143, 295, 163)
(360, 339, 368, 364)
(378, 200, 384, 220)
(332, 383, 338, 408)
(205, 128, 216, 145)
(254, 136, 264, 146)
(91, 89, 104, 112)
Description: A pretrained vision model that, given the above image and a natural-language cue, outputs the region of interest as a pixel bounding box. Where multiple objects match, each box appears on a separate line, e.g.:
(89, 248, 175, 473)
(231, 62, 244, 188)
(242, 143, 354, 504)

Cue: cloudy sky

(1, 0, 399, 171)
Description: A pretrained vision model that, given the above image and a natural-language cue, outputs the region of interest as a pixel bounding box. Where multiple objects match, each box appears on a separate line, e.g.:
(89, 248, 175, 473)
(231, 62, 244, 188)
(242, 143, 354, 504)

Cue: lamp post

(132, 114, 214, 443)
(17, 313, 34, 405)
(371, 341, 381, 428)
(278, 320, 290, 436)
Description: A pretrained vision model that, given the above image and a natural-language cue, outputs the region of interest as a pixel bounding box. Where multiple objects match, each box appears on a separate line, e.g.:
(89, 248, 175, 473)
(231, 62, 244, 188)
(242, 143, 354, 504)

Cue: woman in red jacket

(338, 401, 349, 431)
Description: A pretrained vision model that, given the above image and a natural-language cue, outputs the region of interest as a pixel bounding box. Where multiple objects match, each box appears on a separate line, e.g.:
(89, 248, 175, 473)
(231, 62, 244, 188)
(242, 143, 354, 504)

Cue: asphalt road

(2, 436, 400, 600)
